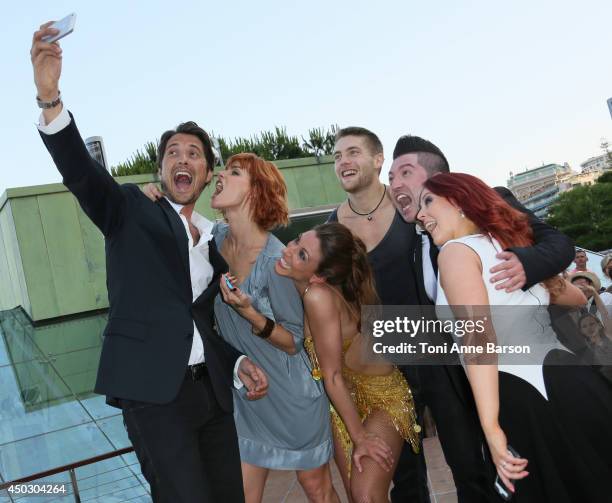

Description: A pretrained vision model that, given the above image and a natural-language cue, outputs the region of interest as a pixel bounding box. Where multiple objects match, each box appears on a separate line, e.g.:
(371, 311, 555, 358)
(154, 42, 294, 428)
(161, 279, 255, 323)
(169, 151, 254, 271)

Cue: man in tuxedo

(388, 134, 574, 502)
(31, 23, 267, 503)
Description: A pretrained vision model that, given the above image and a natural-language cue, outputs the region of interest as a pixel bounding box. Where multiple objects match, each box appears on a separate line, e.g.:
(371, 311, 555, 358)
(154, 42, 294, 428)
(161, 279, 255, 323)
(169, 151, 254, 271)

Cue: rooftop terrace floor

(265, 436, 457, 502)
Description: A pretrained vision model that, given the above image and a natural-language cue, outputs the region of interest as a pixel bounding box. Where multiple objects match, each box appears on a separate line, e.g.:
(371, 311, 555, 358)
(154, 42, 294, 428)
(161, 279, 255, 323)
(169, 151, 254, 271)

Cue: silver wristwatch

(36, 91, 62, 109)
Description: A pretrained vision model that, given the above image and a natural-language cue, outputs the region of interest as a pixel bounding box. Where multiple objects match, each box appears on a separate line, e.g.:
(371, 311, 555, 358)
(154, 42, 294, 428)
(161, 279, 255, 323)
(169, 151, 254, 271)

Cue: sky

(3, 0, 612, 195)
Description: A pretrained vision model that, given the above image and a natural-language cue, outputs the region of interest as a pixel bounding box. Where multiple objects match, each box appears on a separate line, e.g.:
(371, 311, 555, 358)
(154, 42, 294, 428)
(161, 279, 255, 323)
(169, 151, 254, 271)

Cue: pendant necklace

(347, 186, 386, 221)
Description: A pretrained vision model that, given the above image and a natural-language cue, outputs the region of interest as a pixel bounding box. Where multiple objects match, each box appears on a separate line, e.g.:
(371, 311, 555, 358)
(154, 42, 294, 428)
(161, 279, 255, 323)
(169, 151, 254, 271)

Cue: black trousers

(121, 368, 244, 503)
(392, 365, 495, 503)
(391, 365, 430, 503)
(390, 430, 430, 502)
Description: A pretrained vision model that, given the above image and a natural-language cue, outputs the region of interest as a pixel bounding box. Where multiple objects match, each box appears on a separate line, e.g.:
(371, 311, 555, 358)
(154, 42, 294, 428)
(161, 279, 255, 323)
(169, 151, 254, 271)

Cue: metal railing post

(68, 469, 81, 503)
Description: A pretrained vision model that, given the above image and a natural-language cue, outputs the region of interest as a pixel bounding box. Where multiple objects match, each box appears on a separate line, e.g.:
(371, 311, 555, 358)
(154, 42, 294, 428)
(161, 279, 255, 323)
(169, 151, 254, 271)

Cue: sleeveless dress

(436, 234, 611, 502)
(304, 333, 420, 477)
(213, 223, 332, 470)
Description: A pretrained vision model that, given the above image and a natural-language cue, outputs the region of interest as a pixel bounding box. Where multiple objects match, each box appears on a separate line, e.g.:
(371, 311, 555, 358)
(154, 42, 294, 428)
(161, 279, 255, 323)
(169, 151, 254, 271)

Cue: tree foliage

(547, 175, 612, 251)
(597, 170, 612, 184)
(111, 142, 157, 177)
(215, 125, 338, 164)
(217, 126, 303, 163)
(301, 126, 338, 157)
(110, 125, 338, 176)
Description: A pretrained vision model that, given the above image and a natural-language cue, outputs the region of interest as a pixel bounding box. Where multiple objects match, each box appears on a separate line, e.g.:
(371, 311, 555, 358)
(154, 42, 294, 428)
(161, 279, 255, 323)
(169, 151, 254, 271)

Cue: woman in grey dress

(211, 153, 338, 503)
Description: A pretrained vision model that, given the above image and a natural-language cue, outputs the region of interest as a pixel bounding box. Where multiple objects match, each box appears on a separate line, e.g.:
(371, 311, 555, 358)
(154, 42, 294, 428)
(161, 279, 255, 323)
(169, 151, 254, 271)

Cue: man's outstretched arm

(31, 22, 125, 237)
(31, 22, 64, 125)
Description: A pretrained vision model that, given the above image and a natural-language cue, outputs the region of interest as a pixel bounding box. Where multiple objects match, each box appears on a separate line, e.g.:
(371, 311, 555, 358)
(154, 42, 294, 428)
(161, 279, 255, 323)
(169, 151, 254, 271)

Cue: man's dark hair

(335, 127, 383, 156)
(157, 121, 215, 173)
(392, 135, 449, 176)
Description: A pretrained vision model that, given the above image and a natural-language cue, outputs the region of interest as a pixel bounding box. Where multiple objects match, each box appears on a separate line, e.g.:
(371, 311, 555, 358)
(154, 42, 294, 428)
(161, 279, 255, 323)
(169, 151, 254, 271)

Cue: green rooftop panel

(0, 155, 341, 321)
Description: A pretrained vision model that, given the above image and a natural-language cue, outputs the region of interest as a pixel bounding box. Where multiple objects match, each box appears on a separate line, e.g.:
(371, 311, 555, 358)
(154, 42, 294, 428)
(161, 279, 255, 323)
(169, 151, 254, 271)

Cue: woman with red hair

(144, 153, 338, 503)
(210, 153, 338, 503)
(416, 172, 611, 502)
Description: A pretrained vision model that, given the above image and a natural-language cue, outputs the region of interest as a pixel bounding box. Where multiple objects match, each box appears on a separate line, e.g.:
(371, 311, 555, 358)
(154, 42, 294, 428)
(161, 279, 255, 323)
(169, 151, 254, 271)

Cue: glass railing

(0, 207, 333, 502)
(0, 308, 150, 502)
(0, 446, 140, 502)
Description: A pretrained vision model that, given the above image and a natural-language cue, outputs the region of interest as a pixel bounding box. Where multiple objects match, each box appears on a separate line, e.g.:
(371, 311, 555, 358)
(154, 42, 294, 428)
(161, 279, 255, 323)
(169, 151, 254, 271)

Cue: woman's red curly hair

(226, 153, 289, 230)
(423, 172, 533, 249)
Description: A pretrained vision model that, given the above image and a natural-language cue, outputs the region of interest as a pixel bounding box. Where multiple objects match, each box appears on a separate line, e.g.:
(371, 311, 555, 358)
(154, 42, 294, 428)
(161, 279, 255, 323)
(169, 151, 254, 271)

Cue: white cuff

(233, 355, 247, 389)
(37, 107, 71, 134)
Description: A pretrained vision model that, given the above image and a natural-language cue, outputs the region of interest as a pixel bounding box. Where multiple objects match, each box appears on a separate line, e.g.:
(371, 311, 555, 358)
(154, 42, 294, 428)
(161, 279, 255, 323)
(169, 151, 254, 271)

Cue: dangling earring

(459, 209, 465, 218)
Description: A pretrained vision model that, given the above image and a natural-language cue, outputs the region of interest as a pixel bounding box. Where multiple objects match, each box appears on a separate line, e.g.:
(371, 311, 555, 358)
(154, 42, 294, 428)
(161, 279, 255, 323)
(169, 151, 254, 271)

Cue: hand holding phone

(494, 444, 522, 501)
(224, 274, 237, 292)
(42, 13, 76, 43)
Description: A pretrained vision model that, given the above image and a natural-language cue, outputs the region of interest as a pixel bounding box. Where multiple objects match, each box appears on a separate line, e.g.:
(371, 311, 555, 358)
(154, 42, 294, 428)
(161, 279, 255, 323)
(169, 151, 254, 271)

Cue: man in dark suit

(31, 23, 267, 503)
(387, 135, 574, 502)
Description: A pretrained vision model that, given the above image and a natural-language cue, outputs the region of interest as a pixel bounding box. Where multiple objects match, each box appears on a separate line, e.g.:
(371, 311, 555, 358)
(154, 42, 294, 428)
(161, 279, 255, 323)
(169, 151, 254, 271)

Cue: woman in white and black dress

(416, 172, 612, 502)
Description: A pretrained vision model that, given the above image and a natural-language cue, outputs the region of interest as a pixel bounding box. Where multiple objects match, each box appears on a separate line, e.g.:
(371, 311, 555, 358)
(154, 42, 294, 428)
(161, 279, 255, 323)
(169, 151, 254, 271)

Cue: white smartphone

(42, 13, 76, 43)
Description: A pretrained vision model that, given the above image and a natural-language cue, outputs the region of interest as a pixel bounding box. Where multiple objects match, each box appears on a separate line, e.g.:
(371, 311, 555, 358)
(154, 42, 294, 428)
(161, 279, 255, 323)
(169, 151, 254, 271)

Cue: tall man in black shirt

(328, 127, 432, 502)
(387, 135, 575, 503)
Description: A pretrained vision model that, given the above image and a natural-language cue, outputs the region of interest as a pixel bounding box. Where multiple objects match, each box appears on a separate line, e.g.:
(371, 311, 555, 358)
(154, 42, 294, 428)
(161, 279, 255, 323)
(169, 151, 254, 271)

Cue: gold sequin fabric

(304, 336, 421, 476)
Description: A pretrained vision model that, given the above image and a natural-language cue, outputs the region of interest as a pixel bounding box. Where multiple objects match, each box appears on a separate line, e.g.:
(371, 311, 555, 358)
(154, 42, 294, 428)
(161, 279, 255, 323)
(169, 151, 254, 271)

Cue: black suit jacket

(40, 113, 241, 411)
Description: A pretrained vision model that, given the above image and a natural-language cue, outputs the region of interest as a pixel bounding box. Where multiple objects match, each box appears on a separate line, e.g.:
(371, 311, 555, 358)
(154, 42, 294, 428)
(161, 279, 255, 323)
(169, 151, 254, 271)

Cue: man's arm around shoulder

(495, 186, 574, 288)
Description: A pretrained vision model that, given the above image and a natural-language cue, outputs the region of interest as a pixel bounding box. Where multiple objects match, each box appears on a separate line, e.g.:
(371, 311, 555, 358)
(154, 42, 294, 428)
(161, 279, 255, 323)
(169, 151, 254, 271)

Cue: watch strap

(37, 91, 62, 109)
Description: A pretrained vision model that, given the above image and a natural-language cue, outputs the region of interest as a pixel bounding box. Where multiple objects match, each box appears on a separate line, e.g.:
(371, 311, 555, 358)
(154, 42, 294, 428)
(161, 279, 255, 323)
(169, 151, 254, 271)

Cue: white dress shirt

(600, 291, 612, 318)
(162, 202, 246, 385)
(416, 225, 438, 302)
(165, 199, 214, 365)
(37, 106, 71, 134)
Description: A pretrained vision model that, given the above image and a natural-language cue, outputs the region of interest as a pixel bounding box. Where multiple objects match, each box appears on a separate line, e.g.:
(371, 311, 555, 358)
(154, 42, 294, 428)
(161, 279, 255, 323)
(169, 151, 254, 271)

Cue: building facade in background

(508, 151, 611, 219)
(507, 163, 572, 218)
(580, 153, 611, 173)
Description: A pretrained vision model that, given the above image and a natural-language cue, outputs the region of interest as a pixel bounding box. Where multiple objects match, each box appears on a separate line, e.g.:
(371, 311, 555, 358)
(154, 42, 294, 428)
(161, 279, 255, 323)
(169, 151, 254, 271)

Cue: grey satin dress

(213, 223, 332, 469)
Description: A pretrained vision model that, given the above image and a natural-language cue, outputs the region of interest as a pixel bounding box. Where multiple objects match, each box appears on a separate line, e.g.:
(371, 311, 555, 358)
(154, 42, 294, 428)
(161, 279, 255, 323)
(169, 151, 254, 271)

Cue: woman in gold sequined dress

(274, 222, 420, 502)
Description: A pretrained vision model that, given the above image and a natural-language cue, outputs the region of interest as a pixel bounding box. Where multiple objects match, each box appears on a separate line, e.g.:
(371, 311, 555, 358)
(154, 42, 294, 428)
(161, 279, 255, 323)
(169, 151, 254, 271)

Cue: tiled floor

(263, 436, 457, 502)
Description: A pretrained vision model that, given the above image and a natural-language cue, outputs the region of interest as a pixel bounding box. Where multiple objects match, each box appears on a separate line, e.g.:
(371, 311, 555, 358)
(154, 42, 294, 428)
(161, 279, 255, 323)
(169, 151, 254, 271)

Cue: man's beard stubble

(159, 178, 208, 206)
(343, 169, 379, 195)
